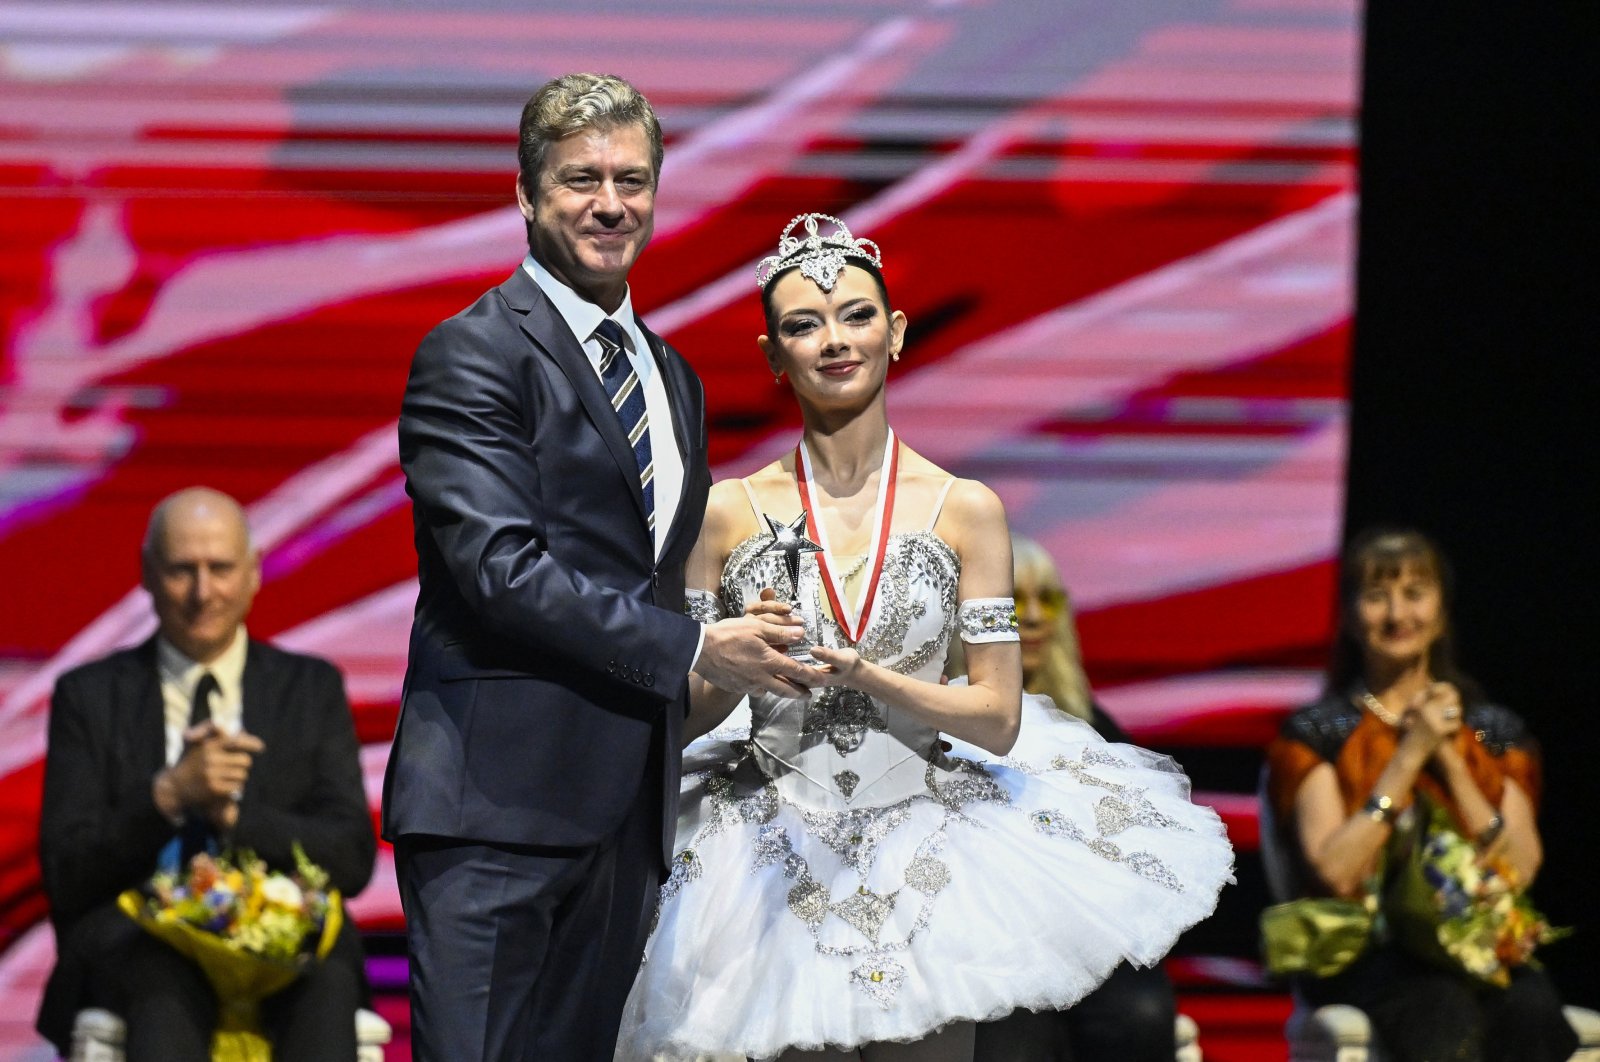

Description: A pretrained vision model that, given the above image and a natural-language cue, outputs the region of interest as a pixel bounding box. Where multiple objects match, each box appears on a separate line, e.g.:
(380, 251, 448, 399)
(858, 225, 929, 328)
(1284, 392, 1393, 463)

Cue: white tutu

(620, 695, 1234, 1060)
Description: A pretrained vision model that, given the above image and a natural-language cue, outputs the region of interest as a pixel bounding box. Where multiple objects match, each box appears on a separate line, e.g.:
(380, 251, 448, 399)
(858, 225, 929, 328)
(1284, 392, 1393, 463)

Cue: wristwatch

(1362, 792, 1397, 824)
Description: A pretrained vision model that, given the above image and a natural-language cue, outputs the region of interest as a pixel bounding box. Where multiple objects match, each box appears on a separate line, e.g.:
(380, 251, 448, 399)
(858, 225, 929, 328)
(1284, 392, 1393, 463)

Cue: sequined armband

(685, 589, 726, 625)
(957, 598, 1019, 643)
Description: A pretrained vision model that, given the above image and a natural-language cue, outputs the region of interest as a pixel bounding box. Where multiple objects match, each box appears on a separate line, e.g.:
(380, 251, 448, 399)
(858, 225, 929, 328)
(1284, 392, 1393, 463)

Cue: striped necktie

(594, 319, 655, 533)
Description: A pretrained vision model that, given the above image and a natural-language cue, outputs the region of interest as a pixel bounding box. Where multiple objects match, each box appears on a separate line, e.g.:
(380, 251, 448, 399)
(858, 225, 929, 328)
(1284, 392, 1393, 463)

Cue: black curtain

(1351, 3, 1599, 1006)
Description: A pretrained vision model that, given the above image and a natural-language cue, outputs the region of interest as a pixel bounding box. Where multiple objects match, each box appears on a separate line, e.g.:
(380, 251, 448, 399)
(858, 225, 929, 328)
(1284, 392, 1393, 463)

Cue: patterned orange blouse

(1266, 692, 1541, 838)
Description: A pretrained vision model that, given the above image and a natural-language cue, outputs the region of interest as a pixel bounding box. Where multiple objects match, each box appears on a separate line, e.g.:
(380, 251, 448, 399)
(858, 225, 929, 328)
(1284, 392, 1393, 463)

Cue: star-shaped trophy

(760, 512, 824, 665)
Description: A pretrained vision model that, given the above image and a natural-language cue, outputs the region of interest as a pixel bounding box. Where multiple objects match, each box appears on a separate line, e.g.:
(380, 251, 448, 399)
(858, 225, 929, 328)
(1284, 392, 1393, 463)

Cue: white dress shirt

(522, 256, 685, 559)
(157, 626, 248, 766)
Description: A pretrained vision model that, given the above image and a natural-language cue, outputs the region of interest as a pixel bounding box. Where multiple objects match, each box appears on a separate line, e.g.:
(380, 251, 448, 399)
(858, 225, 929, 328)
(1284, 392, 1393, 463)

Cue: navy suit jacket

(382, 268, 710, 862)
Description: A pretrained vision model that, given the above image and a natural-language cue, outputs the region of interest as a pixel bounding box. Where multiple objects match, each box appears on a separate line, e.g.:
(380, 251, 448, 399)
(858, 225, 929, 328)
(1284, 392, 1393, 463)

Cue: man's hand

(153, 722, 266, 827)
(744, 588, 799, 626)
(694, 606, 825, 699)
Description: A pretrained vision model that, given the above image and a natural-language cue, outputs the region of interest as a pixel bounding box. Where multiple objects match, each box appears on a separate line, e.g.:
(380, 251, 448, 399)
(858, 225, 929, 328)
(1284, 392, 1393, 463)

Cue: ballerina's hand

(807, 645, 863, 685)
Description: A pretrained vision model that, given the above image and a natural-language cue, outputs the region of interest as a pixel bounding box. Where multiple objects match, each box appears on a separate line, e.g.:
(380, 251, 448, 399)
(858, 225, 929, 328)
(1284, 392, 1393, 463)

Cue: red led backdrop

(0, 1, 1359, 1056)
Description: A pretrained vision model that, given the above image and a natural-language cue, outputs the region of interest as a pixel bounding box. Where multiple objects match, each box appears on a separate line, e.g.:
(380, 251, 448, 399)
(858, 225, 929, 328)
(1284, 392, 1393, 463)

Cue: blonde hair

(518, 73, 664, 190)
(1011, 535, 1094, 722)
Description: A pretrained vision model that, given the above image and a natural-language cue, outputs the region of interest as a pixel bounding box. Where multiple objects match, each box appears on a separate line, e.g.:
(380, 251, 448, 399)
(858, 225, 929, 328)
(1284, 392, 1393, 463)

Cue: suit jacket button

(645, 674, 655, 687)
(607, 660, 617, 674)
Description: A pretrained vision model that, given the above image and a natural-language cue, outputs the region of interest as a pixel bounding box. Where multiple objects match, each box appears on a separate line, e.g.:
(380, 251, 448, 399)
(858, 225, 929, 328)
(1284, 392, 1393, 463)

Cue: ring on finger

(1442, 707, 1460, 721)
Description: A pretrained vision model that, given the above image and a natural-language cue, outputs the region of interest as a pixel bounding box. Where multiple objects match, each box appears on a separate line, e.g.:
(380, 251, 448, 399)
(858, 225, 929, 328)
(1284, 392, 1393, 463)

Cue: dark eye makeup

(779, 301, 878, 336)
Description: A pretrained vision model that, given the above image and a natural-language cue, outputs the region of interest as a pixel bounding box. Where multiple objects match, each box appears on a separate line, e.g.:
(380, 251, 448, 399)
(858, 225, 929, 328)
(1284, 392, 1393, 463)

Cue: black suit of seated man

(36, 487, 376, 1061)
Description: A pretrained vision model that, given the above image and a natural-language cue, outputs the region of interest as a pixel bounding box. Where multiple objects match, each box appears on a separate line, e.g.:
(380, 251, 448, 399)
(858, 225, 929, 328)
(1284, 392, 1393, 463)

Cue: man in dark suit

(383, 73, 818, 1061)
(36, 487, 376, 1060)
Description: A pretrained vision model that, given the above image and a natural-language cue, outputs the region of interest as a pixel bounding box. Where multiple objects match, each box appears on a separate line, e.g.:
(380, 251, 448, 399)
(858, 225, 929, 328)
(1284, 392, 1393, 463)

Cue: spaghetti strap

(926, 477, 958, 530)
(738, 477, 765, 524)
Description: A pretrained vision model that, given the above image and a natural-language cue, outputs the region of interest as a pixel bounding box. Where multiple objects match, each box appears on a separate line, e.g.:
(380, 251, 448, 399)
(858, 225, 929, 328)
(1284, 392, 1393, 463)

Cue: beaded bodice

(720, 528, 961, 809)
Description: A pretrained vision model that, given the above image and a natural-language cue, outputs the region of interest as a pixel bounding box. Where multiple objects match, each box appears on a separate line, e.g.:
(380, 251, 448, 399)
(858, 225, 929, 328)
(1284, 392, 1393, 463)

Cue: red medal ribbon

(795, 430, 899, 645)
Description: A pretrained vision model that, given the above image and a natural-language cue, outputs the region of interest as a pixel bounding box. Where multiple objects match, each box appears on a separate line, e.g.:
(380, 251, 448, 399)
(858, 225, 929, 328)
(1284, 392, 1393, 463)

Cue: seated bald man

(35, 487, 376, 1061)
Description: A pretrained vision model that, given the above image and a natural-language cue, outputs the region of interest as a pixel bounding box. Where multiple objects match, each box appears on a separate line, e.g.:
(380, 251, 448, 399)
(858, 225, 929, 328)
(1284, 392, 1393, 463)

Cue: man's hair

(518, 73, 664, 193)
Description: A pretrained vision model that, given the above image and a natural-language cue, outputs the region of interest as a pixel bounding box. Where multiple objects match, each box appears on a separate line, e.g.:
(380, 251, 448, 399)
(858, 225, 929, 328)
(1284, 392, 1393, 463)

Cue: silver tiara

(755, 213, 882, 293)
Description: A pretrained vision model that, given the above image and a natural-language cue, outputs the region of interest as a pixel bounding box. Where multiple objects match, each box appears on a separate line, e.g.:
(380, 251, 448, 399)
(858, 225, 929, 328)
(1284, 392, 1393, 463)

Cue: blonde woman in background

(967, 536, 1182, 1062)
(1011, 537, 1114, 734)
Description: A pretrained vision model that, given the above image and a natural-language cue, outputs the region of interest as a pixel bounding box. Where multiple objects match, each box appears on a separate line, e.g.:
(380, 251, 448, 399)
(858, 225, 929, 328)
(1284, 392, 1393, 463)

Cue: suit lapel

(641, 324, 693, 462)
(127, 638, 167, 777)
(641, 324, 704, 562)
(499, 271, 648, 525)
(240, 640, 275, 760)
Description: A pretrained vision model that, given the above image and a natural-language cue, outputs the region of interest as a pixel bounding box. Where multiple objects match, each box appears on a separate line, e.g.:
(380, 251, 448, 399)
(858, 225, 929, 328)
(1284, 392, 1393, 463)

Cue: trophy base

(786, 644, 819, 668)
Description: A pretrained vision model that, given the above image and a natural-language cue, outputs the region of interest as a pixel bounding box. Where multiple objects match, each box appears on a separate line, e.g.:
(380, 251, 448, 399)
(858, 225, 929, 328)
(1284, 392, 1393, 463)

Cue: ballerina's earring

(890, 352, 900, 362)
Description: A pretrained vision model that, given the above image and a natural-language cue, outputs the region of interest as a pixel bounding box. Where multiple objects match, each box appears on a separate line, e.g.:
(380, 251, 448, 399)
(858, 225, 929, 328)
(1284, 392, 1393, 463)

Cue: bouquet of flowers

(1387, 802, 1566, 986)
(118, 843, 342, 1062)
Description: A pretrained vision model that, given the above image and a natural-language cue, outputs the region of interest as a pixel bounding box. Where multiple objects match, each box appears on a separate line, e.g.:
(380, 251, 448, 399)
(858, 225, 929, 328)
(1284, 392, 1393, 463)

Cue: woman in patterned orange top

(1264, 528, 1573, 1062)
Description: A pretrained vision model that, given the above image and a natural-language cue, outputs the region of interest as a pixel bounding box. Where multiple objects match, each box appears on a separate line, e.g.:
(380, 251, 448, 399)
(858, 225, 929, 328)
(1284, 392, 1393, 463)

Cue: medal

(795, 429, 899, 645)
